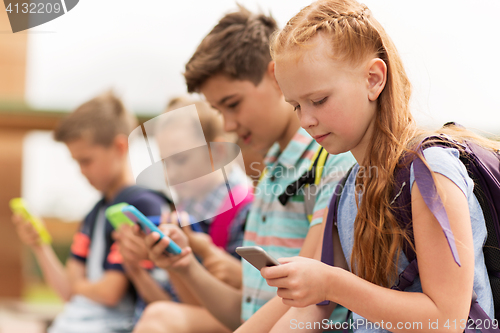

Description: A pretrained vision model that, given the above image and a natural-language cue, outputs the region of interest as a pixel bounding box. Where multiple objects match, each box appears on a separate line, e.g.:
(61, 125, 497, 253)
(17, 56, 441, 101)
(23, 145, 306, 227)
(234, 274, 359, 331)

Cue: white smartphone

(236, 246, 280, 270)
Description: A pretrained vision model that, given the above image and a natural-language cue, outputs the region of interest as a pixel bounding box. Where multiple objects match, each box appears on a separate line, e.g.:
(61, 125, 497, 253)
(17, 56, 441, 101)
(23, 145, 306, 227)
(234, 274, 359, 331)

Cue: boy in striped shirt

(134, 5, 355, 333)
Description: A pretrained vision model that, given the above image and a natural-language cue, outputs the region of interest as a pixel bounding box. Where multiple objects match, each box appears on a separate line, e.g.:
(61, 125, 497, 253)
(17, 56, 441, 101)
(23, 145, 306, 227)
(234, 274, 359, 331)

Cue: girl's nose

(298, 107, 318, 129)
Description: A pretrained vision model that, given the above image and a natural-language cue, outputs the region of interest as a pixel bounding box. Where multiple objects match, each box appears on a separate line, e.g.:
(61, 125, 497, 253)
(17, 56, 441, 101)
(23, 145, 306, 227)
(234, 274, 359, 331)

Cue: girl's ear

(366, 58, 387, 101)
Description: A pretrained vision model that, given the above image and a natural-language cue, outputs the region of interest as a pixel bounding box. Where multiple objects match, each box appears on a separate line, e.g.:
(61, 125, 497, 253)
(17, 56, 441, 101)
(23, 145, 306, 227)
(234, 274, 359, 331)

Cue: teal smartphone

(122, 205, 182, 255)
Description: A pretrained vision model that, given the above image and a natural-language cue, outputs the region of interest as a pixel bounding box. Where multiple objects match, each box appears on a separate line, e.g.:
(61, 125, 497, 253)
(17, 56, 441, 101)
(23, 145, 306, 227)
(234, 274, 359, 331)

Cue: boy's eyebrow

(217, 94, 237, 106)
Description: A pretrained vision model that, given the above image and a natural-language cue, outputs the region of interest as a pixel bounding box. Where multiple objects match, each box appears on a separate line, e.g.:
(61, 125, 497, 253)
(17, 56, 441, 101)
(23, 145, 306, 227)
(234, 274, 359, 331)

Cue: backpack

(320, 124, 500, 332)
(209, 185, 254, 250)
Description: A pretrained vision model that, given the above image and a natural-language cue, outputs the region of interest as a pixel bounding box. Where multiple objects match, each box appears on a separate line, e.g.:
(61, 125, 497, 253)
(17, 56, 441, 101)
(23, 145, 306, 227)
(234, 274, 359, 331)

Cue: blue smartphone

(144, 215, 202, 231)
(121, 205, 182, 255)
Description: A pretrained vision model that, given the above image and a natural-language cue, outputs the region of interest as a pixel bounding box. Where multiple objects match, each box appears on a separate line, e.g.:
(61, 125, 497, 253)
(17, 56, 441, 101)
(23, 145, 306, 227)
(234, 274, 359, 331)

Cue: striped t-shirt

(241, 127, 356, 322)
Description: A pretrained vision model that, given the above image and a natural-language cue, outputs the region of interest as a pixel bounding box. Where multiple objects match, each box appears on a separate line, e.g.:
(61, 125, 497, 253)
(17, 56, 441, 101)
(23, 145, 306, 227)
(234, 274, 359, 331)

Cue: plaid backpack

(320, 124, 500, 332)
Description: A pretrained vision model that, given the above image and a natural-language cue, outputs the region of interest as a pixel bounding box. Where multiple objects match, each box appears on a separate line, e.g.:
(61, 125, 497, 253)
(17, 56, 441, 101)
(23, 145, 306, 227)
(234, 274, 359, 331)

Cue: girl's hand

(11, 214, 41, 248)
(261, 256, 334, 308)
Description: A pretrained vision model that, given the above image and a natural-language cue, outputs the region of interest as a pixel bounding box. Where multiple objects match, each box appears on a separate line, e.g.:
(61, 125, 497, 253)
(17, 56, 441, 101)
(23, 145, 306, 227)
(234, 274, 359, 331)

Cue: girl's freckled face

(274, 33, 378, 161)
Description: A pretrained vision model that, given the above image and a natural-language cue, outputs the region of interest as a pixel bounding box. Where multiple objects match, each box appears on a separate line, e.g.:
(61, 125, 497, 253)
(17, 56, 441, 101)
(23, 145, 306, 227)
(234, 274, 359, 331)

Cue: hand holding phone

(9, 198, 52, 244)
(106, 203, 134, 230)
(121, 205, 182, 255)
(236, 246, 280, 271)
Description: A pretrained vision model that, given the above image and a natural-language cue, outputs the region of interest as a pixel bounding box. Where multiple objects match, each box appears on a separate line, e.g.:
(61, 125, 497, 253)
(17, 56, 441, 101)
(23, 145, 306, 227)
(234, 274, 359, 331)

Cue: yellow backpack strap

(258, 167, 268, 184)
(314, 147, 329, 186)
(305, 146, 329, 222)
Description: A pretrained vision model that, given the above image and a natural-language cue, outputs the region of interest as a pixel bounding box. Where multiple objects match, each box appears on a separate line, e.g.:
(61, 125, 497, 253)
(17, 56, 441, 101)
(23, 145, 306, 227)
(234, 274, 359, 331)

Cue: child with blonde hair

(116, 96, 252, 332)
(12, 92, 170, 333)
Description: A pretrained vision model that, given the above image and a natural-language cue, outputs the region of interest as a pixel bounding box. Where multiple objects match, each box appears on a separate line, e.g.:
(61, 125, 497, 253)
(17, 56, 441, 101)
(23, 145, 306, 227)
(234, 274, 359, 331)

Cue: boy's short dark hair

(54, 91, 137, 146)
(184, 4, 278, 92)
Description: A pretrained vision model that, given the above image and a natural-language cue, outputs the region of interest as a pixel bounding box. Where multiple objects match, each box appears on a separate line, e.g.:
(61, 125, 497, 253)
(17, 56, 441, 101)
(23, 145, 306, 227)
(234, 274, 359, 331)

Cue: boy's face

(66, 137, 123, 193)
(155, 123, 216, 200)
(200, 67, 293, 155)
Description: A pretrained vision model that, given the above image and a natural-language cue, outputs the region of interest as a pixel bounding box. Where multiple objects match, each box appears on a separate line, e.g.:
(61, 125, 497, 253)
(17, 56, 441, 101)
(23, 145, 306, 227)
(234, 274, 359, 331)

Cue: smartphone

(235, 246, 280, 270)
(121, 205, 182, 255)
(9, 198, 52, 244)
(106, 203, 135, 230)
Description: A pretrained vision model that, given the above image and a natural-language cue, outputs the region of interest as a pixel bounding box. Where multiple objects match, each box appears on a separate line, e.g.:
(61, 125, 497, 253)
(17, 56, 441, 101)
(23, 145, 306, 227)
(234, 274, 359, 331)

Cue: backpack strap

(412, 151, 462, 266)
(465, 291, 500, 333)
(392, 135, 500, 331)
(317, 165, 354, 306)
(278, 146, 329, 222)
(209, 185, 254, 249)
(278, 146, 327, 205)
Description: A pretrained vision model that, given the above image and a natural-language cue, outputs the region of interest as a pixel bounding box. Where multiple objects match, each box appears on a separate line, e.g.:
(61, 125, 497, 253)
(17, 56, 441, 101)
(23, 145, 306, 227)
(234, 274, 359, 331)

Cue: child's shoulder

(411, 146, 471, 196)
(120, 186, 168, 215)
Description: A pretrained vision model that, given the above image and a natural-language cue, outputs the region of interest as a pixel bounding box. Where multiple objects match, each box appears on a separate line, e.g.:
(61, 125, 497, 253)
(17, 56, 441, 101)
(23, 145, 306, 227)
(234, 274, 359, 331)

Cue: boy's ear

(113, 134, 129, 155)
(366, 58, 387, 101)
(266, 61, 281, 92)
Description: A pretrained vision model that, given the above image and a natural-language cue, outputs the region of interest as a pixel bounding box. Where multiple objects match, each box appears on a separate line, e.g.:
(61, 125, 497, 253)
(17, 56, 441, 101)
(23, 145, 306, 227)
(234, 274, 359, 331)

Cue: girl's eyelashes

(313, 97, 328, 106)
(292, 97, 326, 111)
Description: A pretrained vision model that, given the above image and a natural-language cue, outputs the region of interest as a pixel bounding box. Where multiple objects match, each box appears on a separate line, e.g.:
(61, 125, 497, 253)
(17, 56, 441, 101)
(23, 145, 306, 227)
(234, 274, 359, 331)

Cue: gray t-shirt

(337, 147, 494, 332)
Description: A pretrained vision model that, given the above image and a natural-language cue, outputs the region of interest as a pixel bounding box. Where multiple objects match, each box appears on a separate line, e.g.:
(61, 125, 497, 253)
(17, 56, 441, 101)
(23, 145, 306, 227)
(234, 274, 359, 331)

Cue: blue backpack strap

(317, 165, 354, 306)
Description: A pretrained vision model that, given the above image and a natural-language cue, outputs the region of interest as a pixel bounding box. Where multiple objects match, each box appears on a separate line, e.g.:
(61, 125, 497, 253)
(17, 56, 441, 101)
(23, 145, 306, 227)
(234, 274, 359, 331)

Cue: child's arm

(113, 225, 172, 304)
(201, 246, 242, 289)
(12, 214, 73, 301)
(166, 270, 201, 305)
(115, 263, 172, 304)
(263, 173, 475, 333)
(33, 244, 73, 301)
(270, 302, 337, 333)
(71, 270, 130, 307)
(234, 209, 330, 333)
(142, 214, 243, 330)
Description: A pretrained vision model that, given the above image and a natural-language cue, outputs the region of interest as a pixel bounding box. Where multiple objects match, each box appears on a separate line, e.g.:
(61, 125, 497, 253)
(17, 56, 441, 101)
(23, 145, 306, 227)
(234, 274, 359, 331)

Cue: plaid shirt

(241, 127, 356, 322)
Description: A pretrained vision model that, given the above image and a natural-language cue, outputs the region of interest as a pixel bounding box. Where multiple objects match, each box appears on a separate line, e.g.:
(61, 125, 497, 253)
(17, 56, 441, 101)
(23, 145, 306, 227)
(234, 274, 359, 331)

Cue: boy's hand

(182, 226, 215, 259)
(11, 214, 41, 248)
(113, 225, 149, 265)
(142, 212, 193, 272)
(203, 247, 242, 289)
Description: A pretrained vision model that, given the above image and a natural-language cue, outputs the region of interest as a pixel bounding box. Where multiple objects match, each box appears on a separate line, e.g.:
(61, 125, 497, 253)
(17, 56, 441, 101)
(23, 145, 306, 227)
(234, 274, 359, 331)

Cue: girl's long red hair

(271, 0, 500, 287)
